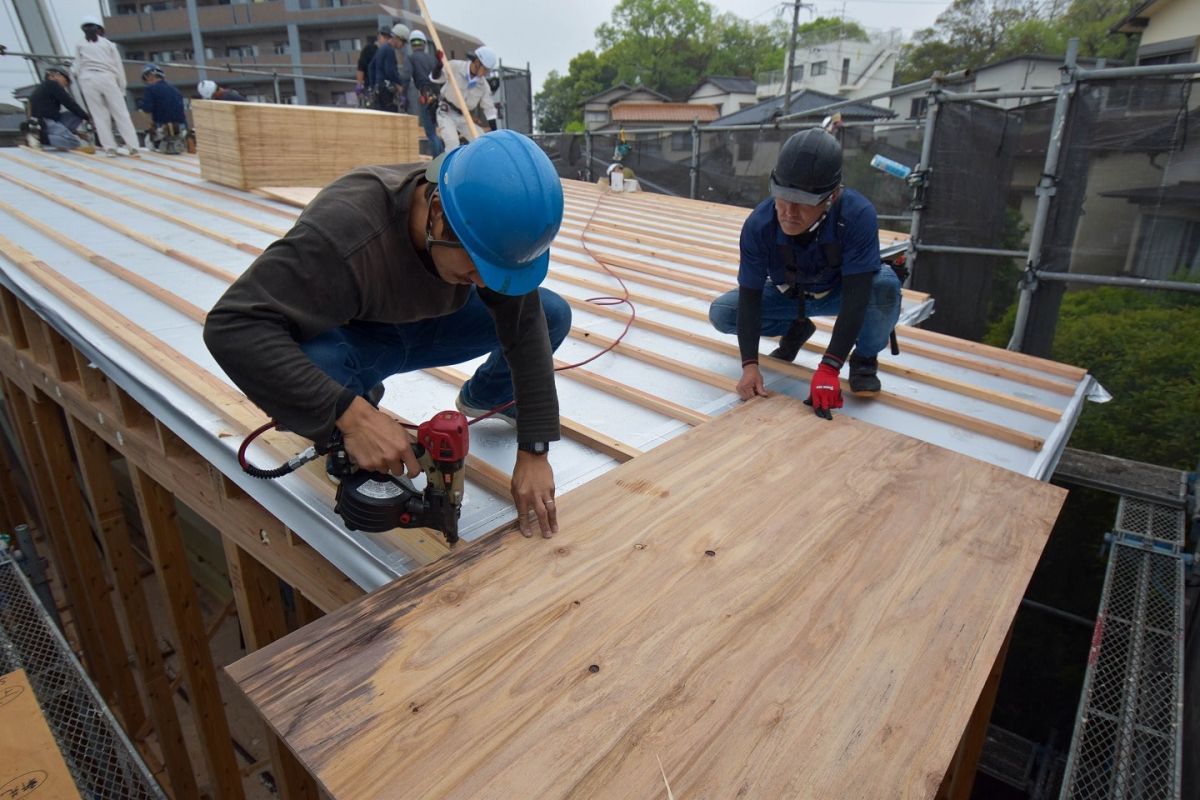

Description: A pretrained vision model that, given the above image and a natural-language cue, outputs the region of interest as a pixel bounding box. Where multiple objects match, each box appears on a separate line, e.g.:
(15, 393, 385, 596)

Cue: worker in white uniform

(431, 46, 499, 152)
(74, 15, 141, 157)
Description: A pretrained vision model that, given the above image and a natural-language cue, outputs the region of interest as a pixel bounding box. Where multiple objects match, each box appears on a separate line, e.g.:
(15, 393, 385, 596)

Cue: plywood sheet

(0, 669, 80, 799)
(193, 100, 420, 190)
(229, 394, 1066, 799)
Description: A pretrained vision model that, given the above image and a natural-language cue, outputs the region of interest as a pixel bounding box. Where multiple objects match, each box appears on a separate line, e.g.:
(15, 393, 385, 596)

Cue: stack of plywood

(192, 100, 420, 190)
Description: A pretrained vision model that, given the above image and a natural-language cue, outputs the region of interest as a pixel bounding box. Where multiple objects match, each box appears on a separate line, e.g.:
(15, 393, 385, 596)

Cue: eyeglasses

(425, 188, 464, 251)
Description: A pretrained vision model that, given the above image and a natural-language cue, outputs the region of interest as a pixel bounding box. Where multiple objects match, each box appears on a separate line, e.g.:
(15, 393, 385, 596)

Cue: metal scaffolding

(1059, 497, 1187, 799)
(0, 545, 165, 800)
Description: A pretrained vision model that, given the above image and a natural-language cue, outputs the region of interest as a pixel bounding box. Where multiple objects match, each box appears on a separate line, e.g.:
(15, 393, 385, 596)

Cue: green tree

(534, 50, 619, 132)
(706, 12, 786, 79)
(895, 0, 1139, 84)
(986, 284, 1200, 469)
(793, 15, 870, 48)
(596, 0, 716, 98)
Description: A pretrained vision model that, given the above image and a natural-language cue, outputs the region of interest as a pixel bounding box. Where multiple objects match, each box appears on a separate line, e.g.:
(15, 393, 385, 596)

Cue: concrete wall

(758, 35, 898, 103)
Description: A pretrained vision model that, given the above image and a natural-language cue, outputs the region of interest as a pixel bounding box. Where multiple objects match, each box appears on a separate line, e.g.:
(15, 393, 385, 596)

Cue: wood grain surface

(0, 669, 80, 799)
(229, 395, 1065, 799)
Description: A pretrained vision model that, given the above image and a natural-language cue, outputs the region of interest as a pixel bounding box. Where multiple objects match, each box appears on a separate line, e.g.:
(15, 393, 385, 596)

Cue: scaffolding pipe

(1075, 61, 1200, 80)
(905, 80, 941, 275)
(689, 119, 700, 199)
(939, 88, 1059, 102)
(917, 243, 1029, 259)
(1008, 38, 1078, 353)
(1034, 272, 1200, 293)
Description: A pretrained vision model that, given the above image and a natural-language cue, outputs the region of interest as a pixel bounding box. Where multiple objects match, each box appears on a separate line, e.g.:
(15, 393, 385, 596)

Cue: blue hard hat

(431, 131, 563, 297)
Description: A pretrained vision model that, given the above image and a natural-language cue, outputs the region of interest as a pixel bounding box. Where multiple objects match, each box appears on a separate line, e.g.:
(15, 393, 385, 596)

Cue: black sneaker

(768, 318, 816, 362)
(848, 353, 881, 396)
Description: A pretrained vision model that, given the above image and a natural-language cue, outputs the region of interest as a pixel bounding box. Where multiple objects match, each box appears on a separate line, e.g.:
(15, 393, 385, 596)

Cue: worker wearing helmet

(75, 15, 141, 157)
(366, 24, 411, 112)
(431, 45, 500, 152)
(197, 79, 246, 102)
(355, 26, 391, 101)
(406, 29, 443, 155)
(25, 66, 95, 153)
(139, 64, 188, 153)
(204, 130, 570, 538)
(708, 128, 901, 418)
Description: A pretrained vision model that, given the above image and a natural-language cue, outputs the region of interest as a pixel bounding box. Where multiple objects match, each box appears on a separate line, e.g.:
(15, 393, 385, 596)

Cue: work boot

(456, 386, 516, 427)
(768, 318, 816, 362)
(848, 352, 881, 396)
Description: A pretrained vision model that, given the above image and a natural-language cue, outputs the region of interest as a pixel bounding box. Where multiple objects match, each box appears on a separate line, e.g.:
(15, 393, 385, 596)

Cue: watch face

(519, 441, 549, 455)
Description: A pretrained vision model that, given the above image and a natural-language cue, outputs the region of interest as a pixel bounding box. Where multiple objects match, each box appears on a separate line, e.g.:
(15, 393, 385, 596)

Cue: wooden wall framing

(0, 285, 345, 797)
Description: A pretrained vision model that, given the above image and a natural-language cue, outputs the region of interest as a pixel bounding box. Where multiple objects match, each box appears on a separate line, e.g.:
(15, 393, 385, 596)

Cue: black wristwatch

(517, 441, 550, 455)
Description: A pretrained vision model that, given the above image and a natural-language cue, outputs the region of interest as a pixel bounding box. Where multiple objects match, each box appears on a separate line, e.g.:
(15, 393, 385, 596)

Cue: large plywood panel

(229, 394, 1065, 799)
(193, 100, 421, 190)
(0, 669, 80, 799)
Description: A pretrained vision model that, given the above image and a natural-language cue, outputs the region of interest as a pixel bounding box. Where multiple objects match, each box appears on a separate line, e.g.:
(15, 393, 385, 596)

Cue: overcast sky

(0, 0, 951, 107)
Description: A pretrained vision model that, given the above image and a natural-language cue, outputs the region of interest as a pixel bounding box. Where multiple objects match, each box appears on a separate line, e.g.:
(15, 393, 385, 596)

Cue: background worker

(197, 80, 246, 102)
(203, 131, 570, 539)
(708, 128, 901, 419)
(138, 64, 187, 153)
(431, 46, 499, 152)
(75, 15, 141, 157)
(25, 65, 94, 153)
(406, 29, 443, 156)
(355, 26, 388, 103)
(367, 24, 411, 112)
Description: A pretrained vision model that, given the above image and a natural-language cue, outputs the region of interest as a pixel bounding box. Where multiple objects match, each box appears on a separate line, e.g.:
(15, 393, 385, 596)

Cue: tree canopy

(896, 0, 1140, 85)
(535, 0, 850, 131)
(986, 284, 1200, 470)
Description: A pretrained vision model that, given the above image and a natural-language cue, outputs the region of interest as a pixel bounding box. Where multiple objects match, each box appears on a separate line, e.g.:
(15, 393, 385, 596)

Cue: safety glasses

(425, 189, 464, 252)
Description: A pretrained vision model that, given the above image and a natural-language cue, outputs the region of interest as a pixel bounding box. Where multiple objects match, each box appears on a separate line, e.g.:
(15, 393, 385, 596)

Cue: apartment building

(101, 0, 482, 107)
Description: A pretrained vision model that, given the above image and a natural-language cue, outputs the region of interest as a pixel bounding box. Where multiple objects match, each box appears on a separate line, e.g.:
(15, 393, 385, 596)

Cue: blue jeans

(300, 288, 570, 407)
(708, 267, 901, 358)
(45, 112, 85, 150)
(419, 103, 443, 157)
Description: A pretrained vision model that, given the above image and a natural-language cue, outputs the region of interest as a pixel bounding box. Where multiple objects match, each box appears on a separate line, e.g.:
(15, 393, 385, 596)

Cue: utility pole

(781, 0, 814, 117)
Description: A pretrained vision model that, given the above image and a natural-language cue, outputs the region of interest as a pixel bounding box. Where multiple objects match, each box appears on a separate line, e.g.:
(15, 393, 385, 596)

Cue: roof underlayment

(0, 147, 1101, 592)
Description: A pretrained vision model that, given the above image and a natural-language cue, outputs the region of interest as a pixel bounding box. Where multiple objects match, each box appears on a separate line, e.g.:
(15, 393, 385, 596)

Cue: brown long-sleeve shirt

(203, 164, 559, 446)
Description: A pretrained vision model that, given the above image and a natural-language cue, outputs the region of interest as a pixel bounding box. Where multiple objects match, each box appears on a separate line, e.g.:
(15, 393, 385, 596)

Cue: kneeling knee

(708, 301, 737, 333)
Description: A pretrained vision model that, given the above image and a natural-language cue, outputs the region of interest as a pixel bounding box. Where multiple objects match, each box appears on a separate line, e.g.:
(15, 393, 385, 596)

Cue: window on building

(1132, 215, 1200, 279)
(125, 50, 144, 61)
(140, 2, 169, 12)
(811, 61, 827, 77)
(909, 97, 927, 119)
(1139, 49, 1194, 66)
(115, 3, 137, 14)
(841, 58, 850, 85)
(670, 131, 690, 151)
(226, 45, 259, 58)
(789, 64, 804, 82)
(324, 38, 362, 52)
(273, 41, 290, 55)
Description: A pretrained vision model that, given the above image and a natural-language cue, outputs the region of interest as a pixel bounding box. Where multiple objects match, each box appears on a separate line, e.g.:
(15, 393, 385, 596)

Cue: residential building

(1115, 0, 1200, 64)
(756, 30, 901, 104)
(581, 84, 670, 131)
(99, 1, 482, 109)
(687, 75, 756, 117)
(890, 54, 1099, 119)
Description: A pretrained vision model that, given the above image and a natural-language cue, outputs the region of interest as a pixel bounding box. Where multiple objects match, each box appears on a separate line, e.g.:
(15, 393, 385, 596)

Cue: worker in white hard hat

(431, 45, 500, 152)
(75, 15, 141, 157)
(366, 23, 412, 112)
(197, 79, 246, 102)
(406, 29, 443, 156)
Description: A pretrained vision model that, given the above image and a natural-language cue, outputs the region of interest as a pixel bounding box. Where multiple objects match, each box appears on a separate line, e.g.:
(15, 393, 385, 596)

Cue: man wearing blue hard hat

(205, 130, 570, 537)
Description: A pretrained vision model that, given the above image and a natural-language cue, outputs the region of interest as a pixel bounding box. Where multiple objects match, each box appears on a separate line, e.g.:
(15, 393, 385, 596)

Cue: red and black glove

(804, 355, 844, 420)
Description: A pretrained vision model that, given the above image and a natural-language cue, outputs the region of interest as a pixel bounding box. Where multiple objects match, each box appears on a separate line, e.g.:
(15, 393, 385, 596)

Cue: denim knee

(708, 290, 738, 333)
(870, 266, 902, 309)
(539, 288, 572, 348)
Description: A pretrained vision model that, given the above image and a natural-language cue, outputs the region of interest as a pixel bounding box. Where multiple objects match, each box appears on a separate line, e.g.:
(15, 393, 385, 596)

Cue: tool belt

(439, 98, 466, 116)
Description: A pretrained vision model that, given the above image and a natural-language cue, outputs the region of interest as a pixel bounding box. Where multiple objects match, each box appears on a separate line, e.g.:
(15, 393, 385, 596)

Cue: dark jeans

(708, 266, 902, 359)
(300, 288, 571, 407)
